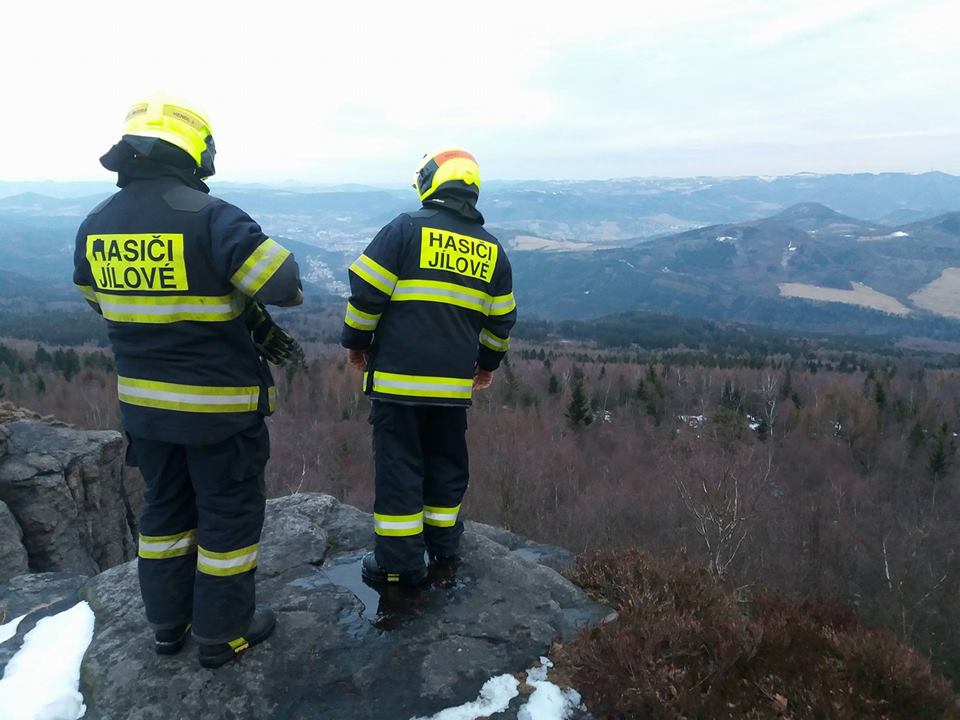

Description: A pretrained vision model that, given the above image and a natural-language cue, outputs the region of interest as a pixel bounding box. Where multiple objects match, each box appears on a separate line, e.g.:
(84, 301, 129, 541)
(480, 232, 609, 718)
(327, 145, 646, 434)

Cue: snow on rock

(414, 657, 586, 720)
(519, 658, 585, 720)
(0, 614, 25, 644)
(0, 601, 95, 720)
(410, 674, 520, 720)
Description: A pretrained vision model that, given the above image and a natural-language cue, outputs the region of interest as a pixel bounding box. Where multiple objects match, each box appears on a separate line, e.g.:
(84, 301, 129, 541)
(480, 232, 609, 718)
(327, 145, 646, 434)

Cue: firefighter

(341, 148, 517, 586)
(73, 97, 302, 668)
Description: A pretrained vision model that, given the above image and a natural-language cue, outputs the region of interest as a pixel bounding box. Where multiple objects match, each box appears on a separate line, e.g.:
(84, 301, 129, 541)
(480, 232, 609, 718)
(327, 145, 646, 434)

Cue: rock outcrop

(0, 500, 28, 581)
(78, 493, 610, 720)
(0, 419, 142, 575)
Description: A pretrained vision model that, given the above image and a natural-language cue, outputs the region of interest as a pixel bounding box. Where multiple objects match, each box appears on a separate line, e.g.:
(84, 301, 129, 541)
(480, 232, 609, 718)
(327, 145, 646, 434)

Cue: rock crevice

(0, 420, 142, 577)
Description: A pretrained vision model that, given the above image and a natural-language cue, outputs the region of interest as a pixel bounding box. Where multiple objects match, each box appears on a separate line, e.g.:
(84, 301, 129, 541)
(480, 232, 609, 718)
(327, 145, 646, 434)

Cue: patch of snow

(891, 231, 909, 237)
(519, 658, 585, 720)
(0, 614, 25, 644)
(413, 657, 585, 720)
(661, 266, 671, 273)
(410, 674, 519, 720)
(583, 290, 590, 295)
(715, 235, 735, 243)
(747, 414, 762, 431)
(0, 602, 95, 720)
(679, 414, 705, 428)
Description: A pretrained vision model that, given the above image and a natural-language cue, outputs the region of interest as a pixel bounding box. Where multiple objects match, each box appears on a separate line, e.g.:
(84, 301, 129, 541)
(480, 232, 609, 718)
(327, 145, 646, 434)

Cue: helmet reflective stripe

(123, 97, 214, 172)
(413, 147, 481, 201)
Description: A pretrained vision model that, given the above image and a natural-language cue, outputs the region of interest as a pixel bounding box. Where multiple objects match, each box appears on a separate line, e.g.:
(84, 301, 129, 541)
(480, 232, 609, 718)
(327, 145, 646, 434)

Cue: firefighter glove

(244, 303, 298, 365)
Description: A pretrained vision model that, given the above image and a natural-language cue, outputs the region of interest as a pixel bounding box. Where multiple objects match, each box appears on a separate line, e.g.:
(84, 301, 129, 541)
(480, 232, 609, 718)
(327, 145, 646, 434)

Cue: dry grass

(778, 282, 912, 316)
(556, 548, 960, 720)
(910, 268, 960, 319)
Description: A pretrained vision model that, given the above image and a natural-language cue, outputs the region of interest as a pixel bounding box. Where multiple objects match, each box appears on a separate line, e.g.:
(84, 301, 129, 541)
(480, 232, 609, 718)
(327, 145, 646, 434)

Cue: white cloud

(1, 0, 957, 181)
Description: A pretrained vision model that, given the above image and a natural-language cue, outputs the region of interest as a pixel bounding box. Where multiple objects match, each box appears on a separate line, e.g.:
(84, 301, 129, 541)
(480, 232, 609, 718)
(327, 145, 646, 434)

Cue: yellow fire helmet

(122, 96, 216, 178)
(413, 148, 481, 202)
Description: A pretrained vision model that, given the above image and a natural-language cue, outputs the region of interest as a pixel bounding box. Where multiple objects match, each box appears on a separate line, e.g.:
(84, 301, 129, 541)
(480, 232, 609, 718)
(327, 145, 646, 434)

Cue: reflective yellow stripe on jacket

(391, 280, 516, 317)
(371, 371, 473, 400)
(75, 284, 98, 303)
(344, 301, 381, 331)
(118, 376, 266, 413)
(95, 292, 246, 324)
(350, 254, 398, 296)
(231, 238, 290, 296)
(479, 329, 510, 352)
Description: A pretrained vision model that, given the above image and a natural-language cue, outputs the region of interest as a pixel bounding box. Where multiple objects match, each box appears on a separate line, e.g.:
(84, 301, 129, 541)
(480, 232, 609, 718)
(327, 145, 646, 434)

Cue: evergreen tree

(565, 367, 592, 429)
(284, 342, 308, 385)
(547, 374, 561, 395)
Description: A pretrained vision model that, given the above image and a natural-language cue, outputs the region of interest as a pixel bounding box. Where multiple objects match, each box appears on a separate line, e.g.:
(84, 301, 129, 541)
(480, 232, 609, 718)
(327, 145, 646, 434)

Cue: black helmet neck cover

(423, 182, 484, 224)
(100, 138, 210, 192)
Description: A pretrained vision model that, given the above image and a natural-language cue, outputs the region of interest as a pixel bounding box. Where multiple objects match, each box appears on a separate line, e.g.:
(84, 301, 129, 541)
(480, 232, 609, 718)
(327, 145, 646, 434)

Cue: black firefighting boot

(428, 551, 462, 566)
(155, 623, 191, 655)
(361, 552, 428, 588)
(197, 607, 276, 669)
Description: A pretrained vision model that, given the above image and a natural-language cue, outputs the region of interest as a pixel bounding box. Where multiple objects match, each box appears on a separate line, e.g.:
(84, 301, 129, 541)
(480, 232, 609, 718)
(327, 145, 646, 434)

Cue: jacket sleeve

(477, 250, 517, 371)
(210, 202, 303, 306)
(341, 216, 406, 350)
(72, 222, 102, 315)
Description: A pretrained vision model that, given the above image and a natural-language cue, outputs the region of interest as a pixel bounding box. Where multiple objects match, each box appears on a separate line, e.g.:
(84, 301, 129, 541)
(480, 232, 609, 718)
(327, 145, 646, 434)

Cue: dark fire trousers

(128, 422, 269, 644)
(371, 401, 469, 573)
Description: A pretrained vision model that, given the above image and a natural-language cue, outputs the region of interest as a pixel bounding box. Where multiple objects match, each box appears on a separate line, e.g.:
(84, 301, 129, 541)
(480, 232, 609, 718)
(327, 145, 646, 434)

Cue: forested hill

(2, 173, 960, 348)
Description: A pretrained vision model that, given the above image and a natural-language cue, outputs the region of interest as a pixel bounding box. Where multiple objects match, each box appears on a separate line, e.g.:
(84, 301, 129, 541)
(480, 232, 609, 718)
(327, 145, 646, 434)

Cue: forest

(1, 336, 958, 695)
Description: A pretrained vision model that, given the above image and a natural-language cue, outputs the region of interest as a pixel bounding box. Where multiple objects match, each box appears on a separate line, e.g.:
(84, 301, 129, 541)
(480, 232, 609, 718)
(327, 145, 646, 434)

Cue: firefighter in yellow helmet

(342, 148, 517, 586)
(73, 97, 302, 667)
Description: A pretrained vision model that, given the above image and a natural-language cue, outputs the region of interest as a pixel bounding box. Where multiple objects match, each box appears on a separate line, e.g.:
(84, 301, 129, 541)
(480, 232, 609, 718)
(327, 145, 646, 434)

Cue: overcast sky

(2, 0, 958, 184)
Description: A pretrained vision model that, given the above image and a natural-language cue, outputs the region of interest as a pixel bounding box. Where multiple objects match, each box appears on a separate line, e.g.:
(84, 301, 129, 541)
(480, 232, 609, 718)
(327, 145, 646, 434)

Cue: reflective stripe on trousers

(197, 543, 259, 576)
(138, 529, 198, 559)
(423, 504, 461, 528)
(374, 512, 424, 537)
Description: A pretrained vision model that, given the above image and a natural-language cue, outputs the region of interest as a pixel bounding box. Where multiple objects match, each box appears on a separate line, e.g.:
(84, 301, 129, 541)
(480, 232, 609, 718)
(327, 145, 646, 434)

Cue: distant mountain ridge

(2, 174, 959, 343)
(509, 201, 960, 339)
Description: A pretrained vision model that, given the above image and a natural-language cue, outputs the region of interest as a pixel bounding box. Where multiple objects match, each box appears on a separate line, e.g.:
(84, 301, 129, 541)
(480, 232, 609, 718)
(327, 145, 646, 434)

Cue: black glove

(243, 303, 298, 365)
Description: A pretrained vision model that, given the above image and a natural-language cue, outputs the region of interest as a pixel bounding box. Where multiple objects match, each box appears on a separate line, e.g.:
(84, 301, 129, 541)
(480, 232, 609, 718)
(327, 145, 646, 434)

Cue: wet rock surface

(0, 420, 142, 575)
(78, 493, 608, 720)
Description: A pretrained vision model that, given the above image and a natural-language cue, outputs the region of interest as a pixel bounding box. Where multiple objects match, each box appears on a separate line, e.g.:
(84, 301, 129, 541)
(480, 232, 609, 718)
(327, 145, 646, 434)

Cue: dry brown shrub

(557, 548, 960, 720)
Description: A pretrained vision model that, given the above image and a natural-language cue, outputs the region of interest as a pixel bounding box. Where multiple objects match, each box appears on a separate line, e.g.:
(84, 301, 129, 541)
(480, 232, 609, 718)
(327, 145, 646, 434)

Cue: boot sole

(155, 638, 188, 655)
(155, 625, 191, 655)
